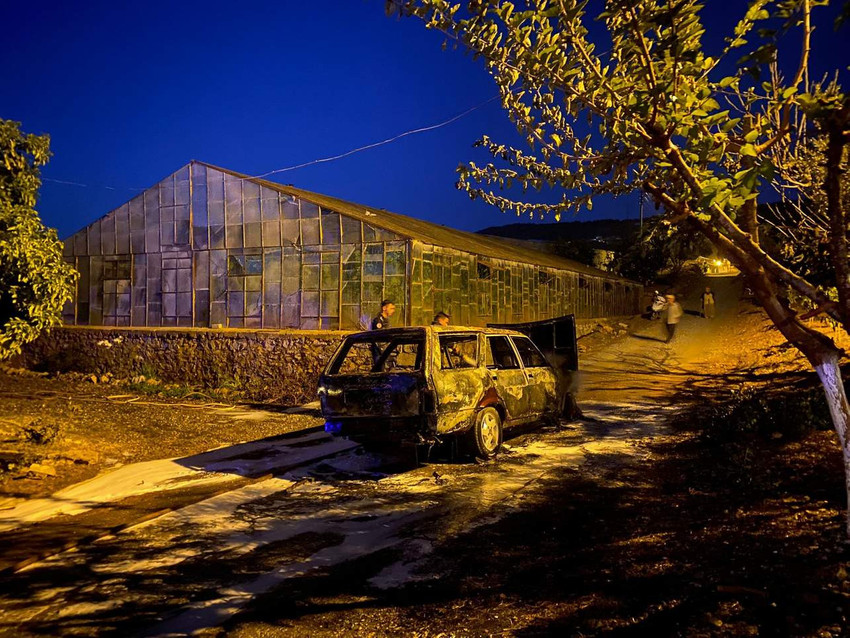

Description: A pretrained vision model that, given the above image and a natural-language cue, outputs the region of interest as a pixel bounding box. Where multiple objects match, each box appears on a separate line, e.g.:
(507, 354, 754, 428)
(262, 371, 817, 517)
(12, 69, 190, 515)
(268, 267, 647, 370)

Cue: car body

(317, 326, 562, 457)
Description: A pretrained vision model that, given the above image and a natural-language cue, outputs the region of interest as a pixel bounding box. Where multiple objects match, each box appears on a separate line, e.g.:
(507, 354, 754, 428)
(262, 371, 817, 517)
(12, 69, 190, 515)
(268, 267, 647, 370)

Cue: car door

(485, 335, 531, 423)
(510, 335, 559, 416)
(432, 332, 484, 429)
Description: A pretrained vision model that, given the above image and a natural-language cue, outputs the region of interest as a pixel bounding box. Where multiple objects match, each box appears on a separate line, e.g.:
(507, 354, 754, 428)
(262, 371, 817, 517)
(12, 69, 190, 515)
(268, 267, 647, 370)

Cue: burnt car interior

(486, 336, 520, 369)
(329, 336, 424, 374)
(438, 335, 478, 369)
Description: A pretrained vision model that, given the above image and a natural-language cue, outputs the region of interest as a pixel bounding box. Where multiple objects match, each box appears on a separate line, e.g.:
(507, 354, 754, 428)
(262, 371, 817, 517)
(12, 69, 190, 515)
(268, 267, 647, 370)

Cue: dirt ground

(0, 372, 322, 502)
(2, 273, 850, 636)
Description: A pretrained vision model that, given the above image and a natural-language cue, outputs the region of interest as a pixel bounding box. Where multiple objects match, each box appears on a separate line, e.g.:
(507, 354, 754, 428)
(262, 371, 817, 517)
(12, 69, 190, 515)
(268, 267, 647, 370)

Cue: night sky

(3, 1, 846, 239)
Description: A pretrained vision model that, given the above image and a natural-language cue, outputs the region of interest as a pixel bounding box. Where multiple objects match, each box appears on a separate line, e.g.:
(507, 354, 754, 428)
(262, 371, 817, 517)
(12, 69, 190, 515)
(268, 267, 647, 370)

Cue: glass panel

(163, 292, 177, 317)
(264, 249, 281, 281)
(341, 280, 360, 304)
(301, 290, 319, 317)
(227, 291, 244, 315)
(302, 264, 320, 290)
(243, 194, 261, 223)
(116, 205, 130, 254)
(226, 225, 243, 248)
(228, 255, 246, 276)
(246, 291, 262, 316)
(163, 269, 177, 293)
(87, 223, 101, 256)
(262, 220, 280, 246)
(300, 200, 319, 218)
(207, 168, 224, 201)
(244, 222, 262, 247)
(209, 199, 225, 226)
(321, 263, 339, 289)
(282, 218, 300, 245)
(340, 304, 361, 329)
(225, 175, 242, 223)
(301, 217, 319, 245)
(261, 194, 280, 220)
(176, 220, 190, 245)
(320, 210, 340, 244)
(263, 305, 281, 328)
(195, 290, 210, 327)
(177, 268, 192, 292)
(341, 216, 360, 243)
(386, 249, 405, 276)
(192, 163, 207, 185)
(245, 275, 262, 292)
(210, 302, 226, 326)
(320, 290, 339, 317)
(210, 225, 225, 249)
(362, 223, 378, 242)
(282, 196, 299, 219)
(175, 168, 190, 203)
(102, 217, 116, 254)
(264, 285, 281, 305)
(160, 177, 175, 207)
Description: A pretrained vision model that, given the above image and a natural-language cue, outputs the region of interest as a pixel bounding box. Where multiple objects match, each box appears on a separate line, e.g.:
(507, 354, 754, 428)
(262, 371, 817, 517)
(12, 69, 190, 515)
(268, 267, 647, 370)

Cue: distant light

(714, 259, 723, 266)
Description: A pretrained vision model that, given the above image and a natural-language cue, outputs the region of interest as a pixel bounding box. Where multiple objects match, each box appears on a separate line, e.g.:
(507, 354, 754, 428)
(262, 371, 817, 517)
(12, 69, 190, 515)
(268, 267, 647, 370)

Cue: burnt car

(317, 326, 561, 458)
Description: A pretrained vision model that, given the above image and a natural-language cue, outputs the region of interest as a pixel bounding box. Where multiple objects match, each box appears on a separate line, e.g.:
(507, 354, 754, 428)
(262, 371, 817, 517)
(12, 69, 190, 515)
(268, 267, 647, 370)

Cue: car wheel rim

(480, 412, 499, 452)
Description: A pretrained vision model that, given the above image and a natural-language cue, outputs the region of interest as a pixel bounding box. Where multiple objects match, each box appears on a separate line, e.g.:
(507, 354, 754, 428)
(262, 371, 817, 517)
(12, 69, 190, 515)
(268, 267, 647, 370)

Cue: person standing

(431, 311, 450, 326)
(370, 299, 395, 330)
(701, 286, 716, 319)
(664, 294, 683, 342)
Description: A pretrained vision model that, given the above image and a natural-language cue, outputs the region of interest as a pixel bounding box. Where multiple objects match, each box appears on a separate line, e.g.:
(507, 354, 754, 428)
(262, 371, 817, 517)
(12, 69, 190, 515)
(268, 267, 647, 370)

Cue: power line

(37, 95, 500, 192)
(243, 95, 500, 180)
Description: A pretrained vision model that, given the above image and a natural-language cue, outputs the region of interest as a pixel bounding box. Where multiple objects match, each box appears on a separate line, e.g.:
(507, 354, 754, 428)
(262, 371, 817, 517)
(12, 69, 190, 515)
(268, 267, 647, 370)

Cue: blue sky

(2, 1, 845, 238)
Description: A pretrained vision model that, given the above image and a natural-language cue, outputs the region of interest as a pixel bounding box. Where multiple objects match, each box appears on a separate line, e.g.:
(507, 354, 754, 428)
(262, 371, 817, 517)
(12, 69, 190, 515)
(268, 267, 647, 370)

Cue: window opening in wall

(477, 261, 491, 280)
(604, 281, 614, 292)
(539, 271, 552, 285)
(578, 277, 589, 289)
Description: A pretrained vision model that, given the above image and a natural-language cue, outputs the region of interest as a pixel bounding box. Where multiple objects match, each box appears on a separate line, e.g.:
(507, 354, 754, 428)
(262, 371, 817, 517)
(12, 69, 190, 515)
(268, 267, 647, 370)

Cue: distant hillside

(477, 218, 643, 243)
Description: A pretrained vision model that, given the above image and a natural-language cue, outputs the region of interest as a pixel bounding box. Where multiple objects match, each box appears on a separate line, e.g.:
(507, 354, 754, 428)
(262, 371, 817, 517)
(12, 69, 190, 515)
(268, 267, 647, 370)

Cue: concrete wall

(17, 327, 347, 405)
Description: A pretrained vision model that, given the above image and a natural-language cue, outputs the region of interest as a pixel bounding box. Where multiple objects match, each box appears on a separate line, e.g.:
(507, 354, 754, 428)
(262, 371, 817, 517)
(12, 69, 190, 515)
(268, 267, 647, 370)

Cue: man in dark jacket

(370, 299, 395, 330)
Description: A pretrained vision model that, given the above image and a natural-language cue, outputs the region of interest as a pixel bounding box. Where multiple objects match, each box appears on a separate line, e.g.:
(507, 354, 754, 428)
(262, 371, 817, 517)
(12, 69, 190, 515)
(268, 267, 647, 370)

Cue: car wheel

(465, 407, 503, 459)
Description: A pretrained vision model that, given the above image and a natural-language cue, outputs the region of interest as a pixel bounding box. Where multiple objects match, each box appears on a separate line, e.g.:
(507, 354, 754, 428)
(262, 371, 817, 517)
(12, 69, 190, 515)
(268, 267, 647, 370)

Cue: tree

(0, 120, 77, 358)
(391, 0, 850, 533)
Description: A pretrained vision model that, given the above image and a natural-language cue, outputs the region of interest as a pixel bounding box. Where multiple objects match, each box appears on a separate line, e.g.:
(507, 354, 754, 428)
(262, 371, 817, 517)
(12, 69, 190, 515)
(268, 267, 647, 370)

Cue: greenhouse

(62, 161, 642, 329)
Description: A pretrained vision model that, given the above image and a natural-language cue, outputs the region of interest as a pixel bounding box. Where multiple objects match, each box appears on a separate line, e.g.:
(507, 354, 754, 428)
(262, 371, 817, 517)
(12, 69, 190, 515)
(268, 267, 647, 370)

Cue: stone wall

(17, 317, 634, 406)
(17, 327, 348, 405)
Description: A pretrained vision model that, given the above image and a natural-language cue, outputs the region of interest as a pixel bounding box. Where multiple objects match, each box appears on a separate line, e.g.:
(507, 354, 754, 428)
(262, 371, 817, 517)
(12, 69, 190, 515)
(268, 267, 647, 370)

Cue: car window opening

(486, 336, 520, 370)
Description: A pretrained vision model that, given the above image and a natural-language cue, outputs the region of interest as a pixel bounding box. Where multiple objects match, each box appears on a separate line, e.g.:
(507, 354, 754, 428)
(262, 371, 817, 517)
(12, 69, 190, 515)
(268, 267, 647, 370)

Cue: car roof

(346, 325, 527, 339)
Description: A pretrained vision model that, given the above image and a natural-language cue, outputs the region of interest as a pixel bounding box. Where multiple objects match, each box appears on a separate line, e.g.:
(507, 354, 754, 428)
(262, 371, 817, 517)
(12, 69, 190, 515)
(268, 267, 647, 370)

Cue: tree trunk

(812, 354, 850, 537)
(745, 269, 850, 537)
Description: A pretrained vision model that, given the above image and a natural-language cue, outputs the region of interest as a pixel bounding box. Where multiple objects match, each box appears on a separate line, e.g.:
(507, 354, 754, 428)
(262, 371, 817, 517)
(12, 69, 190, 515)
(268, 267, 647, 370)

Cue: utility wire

(37, 95, 500, 192)
(243, 95, 500, 180)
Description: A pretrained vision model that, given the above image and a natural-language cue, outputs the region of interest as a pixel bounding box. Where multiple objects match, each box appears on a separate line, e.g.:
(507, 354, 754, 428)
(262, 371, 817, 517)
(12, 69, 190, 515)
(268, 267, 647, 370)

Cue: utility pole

(639, 191, 645, 235)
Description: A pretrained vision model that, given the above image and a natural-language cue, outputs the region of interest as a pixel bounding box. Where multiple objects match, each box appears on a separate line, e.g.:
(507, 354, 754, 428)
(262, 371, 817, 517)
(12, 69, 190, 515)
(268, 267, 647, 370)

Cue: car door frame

(484, 333, 536, 426)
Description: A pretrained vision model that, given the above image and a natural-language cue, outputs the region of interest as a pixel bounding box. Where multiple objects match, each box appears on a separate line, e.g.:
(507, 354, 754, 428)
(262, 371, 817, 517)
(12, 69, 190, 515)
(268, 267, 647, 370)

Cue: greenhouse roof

(199, 161, 632, 283)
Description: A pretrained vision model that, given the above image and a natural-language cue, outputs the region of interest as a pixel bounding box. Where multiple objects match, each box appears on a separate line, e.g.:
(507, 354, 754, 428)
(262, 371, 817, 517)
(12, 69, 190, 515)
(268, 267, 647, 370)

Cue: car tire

(465, 407, 503, 459)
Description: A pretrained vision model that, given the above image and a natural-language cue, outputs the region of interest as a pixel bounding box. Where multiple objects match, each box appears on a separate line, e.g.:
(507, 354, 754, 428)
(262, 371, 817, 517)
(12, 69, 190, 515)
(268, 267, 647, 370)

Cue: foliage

(0, 120, 77, 359)
(392, 0, 850, 531)
(614, 217, 713, 283)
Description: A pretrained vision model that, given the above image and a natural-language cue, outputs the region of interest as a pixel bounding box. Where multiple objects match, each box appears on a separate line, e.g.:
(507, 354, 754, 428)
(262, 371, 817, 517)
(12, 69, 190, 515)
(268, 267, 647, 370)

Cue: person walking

(701, 286, 716, 319)
(664, 294, 683, 342)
